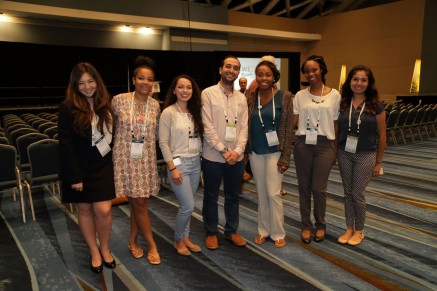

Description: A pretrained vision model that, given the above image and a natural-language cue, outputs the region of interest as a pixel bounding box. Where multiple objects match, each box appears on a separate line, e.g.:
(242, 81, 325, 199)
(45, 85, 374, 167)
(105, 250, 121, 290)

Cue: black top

(58, 101, 116, 203)
(338, 101, 384, 153)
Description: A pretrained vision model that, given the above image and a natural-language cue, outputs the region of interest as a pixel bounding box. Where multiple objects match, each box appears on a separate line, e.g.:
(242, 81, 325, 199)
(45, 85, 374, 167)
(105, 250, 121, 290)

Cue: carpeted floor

(1, 138, 436, 291)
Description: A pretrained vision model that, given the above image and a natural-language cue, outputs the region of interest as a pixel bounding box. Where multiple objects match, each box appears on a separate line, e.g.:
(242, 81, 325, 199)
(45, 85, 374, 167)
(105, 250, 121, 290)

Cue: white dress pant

(249, 151, 285, 241)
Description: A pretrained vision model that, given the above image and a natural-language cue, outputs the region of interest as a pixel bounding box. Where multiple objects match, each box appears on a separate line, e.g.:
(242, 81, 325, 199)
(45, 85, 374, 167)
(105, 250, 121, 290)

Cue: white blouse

(293, 88, 341, 140)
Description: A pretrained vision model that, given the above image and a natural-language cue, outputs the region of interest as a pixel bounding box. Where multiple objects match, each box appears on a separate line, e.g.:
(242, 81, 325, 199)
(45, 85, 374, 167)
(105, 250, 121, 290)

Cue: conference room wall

(228, 0, 434, 96)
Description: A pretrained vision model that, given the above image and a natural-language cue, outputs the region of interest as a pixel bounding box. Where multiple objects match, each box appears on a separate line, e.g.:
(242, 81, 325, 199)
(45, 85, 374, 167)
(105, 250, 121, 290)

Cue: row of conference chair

(1, 113, 60, 223)
(385, 105, 437, 146)
(1, 113, 58, 146)
(0, 139, 60, 223)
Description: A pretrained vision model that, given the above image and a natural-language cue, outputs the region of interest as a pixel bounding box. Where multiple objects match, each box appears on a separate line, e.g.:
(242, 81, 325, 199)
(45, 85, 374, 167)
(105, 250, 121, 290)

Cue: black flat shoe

(301, 230, 311, 244)
(90, 258, 103, 274)
(100, 250, 116, 269)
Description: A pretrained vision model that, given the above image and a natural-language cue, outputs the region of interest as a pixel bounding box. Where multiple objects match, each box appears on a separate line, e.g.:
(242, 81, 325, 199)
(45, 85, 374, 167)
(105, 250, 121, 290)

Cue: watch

(221, 147, 228, 154)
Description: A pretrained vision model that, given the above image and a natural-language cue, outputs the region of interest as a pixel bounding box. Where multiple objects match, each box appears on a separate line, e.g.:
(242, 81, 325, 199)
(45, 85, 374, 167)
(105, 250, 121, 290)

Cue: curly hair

(133, 55, 156, 78)
(300, 55, 328, 84)
(340, 65, 380, 115)
(65, 62, 114, 137)
(256, 60, 281, 83)
(163, 75, 204, 139)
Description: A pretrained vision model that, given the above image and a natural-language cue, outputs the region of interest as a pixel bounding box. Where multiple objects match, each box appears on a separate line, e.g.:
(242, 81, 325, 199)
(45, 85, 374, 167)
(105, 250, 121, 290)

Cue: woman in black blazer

(58, 62, 116, 273)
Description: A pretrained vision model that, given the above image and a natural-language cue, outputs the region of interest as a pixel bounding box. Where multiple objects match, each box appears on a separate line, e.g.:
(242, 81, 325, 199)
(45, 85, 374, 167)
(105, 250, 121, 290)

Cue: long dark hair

(300, 55, 328, 84)
(340, 65, 380, 115)
(66, 62, 114, 137)
(163, 75, 204, 139)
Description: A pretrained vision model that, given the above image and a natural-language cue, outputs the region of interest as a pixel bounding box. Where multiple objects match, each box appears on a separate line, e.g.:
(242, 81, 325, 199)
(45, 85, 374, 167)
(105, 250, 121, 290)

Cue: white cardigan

(158, 104, 201, 162)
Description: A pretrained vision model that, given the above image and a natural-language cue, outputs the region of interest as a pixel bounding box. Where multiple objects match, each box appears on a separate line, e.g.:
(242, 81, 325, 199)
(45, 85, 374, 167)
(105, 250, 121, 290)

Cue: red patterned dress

(112, 92, 160, 198)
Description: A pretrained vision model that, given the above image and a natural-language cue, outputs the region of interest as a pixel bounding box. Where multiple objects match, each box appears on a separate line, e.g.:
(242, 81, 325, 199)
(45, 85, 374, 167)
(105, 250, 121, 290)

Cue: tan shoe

(224, 233, 247, 247)
(242, 171, 252, 182)
(348, 231, 364, 246)
(205, 235, 218, 250)
(174, 241, 191, 256)
(338, 228, 354, 244)
(186, 244, 202, 253)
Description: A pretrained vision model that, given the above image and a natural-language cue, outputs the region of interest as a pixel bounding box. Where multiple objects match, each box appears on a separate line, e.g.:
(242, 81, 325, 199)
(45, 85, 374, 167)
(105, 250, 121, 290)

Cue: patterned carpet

(1, 138, 436, 291)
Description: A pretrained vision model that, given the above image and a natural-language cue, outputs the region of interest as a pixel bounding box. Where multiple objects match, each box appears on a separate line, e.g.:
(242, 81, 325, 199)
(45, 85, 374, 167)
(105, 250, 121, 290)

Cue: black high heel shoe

(90, 257, 103, 274)
(314, 229, 326, 243)
(301, 230, 311, 244)
(100, 250, 116, 269)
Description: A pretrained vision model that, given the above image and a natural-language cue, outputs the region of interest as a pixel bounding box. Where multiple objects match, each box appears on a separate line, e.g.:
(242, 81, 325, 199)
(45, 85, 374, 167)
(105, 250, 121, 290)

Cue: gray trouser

(293, 136, 336, 230)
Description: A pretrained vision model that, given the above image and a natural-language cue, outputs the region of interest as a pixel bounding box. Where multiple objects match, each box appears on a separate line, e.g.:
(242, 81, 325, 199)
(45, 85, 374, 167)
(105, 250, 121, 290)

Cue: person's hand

(71, 182, 83, 192)
(278, 165, 288, 174)
(171, 168, 183, 185)
(373, 164, 382, 177)
(224, 151, 239, 165)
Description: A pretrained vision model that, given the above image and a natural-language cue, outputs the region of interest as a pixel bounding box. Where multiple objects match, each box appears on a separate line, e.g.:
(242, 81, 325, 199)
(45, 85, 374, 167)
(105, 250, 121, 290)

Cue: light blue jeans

(167, 155, 201, 241)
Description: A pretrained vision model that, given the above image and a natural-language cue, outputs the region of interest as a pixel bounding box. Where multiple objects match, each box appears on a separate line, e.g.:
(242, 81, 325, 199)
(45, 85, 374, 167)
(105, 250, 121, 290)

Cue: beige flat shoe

(147, 253, 161, 265)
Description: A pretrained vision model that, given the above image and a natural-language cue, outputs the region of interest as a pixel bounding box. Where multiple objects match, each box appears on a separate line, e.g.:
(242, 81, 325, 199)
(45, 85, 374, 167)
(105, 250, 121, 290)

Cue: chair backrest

(6, 123, 31, 138)
(413, 108, 425, 125)
(38, 122, 57, 133)
(21, 113, 37, 122)
(4, 118, 26, 128)
(26, 117, 41, 125)
(31, 119, 48, 130)
(0, 136, 10, 145)
(0, 144, 18, 189)
(429, 107, 437, 124)
(421, 107, 432, 124)
(43, 126, 58, 138)
(47, 115, 58, 122)
(10, 128, 39, 148)
(404, 108, 417, 126)
(27, 139, 59, 182)
(386, 110, 399, 129)
(397, 109, 409, 127)
(16, 133, 49, 169)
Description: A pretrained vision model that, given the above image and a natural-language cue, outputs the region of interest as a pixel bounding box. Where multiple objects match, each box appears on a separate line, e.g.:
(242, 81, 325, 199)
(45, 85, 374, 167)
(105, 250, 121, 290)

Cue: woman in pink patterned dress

(112, 56, 161, 265)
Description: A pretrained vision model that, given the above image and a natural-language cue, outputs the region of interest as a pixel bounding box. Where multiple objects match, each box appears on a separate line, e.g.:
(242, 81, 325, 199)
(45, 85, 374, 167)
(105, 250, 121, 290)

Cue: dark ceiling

(187, 0, 402, 19)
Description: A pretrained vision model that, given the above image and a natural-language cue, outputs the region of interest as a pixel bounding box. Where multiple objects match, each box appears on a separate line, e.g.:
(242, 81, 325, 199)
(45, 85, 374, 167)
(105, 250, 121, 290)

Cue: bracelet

(376, 161, 383, 164)
(169, 167, 177, 172)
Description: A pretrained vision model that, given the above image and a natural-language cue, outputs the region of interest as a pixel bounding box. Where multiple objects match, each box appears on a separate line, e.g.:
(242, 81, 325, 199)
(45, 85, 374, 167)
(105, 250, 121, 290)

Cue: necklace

(309, 84, 325, 104)
(258, 88, 274, 108)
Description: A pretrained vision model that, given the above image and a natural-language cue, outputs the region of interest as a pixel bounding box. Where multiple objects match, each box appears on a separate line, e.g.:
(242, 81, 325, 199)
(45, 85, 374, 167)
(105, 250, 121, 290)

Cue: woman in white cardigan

(159, 75, 204, 256)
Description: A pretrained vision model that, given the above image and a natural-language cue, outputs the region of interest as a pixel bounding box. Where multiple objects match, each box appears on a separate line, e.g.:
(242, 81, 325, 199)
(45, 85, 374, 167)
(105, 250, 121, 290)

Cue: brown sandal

(274, 238, 286, 248)
(128, 245, 144, 259)
(254, 235, 267, 245)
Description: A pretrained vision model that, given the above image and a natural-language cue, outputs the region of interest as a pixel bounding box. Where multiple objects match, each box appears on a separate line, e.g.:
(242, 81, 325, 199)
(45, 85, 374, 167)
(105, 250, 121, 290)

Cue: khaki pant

(250, 151, 285, 241)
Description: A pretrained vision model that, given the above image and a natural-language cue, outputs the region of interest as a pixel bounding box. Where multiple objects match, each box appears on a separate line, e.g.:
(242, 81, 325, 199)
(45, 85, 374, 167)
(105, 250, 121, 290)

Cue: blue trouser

(167, 156, 201, 241)
(201, 158, 245, 236)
